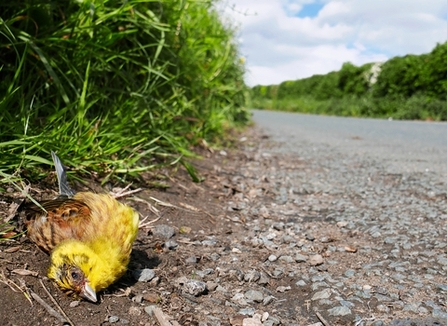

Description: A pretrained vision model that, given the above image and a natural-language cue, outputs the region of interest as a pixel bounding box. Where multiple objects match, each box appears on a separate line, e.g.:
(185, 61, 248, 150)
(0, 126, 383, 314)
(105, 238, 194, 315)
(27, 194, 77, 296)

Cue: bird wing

(24, 198, 93, 253)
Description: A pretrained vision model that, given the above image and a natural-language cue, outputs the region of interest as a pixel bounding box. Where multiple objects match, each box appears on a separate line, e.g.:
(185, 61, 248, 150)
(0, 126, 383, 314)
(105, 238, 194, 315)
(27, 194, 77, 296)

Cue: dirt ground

(1, 126, 446, 326)
(0, 128, 264, 326)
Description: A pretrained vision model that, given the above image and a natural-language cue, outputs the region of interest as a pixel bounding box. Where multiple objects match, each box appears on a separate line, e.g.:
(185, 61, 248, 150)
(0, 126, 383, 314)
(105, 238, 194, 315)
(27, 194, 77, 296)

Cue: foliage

(0, 0, 248, 183)
(250, 41, 447, 121)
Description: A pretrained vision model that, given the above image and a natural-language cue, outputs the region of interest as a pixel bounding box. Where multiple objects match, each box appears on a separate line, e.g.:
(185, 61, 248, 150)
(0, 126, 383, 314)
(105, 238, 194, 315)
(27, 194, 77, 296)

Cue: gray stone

(295, 280, 307, 287)
(327, 306, 351, 316)
(238, 307, 255, 316)
(295, 253, 308, 263)
(144, 305, 156, 316)
(231, 293, 248, 306)
(108, 316, 119, 323)
(309, 254, 324, 266)
(183, 280, 207, 296)
(311, 289, 331, 301)
(132, 269, 155, 282)
(244, 289, 264, 302)
(202, 239, 218, 246)
(244, 270, 261, 282)
(278, 255, 294, 263)
(263, 295, 275, 305)
(152, 224, 175, 239)
(164, 240, 178, 250)
(185, 256, 198, 264)
(432, 309, 447, 318)
(344, 269, 355, 277)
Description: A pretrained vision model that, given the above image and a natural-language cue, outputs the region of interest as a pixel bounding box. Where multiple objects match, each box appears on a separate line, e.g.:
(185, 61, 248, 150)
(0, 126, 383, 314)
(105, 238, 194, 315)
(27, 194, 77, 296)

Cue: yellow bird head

(48, 240, 103, 302)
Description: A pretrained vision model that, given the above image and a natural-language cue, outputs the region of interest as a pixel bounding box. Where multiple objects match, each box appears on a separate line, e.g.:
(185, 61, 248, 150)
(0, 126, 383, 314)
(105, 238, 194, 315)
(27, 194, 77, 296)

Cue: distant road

(252, 109, 447, 176)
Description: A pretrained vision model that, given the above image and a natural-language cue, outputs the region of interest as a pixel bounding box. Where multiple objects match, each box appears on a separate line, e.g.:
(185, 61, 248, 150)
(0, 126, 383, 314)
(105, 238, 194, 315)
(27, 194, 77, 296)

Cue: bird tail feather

(51, 151, 76, 197)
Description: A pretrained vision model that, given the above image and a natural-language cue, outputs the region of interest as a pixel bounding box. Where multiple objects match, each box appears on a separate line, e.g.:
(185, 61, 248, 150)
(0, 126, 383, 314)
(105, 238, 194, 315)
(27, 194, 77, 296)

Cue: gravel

(5, 114, 445, 326)
(175, 122, 447, 325)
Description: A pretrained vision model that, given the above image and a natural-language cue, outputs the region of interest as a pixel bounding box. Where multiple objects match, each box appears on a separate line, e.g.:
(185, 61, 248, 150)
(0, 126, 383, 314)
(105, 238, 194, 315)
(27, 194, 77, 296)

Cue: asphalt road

(252, 110, 447, 176)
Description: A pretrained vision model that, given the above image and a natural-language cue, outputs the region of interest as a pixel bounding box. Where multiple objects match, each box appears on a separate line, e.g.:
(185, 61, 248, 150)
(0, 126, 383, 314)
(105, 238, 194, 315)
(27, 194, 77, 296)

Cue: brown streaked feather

(24, 197, 93, 253)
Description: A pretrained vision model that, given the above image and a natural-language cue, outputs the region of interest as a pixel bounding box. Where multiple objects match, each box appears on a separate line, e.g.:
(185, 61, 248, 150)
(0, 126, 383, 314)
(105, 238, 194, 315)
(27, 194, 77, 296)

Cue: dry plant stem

(39, 279, 75, 326)
(0, 272, 33, 305)
(314, 308, 332, 326)
(139, 215, 162, 229)
(113, 183, 132, 195)
(178, 202, 216, 224)
(130, 196, 160, 216)
(149, 196, 180, 209)
(112, 188, 143, 199)
(153, 307, 174, 326)
(30, 291, 69, 325)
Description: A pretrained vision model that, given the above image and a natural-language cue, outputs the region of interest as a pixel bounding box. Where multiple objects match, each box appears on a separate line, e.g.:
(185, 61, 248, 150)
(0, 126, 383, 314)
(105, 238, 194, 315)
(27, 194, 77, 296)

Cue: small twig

(305, 299, 311, 313)
(39, 279, 75, 326)
(223, 215, 244, 224)
(131, 197, 160, 216)
(30, 291, 69, 324)
(355, 315, 375, 326)
(150, 196, 179, 208)
(153, 307, 174, 326)
(314, 307, 332, 326)
(178, 202, 216, 223)
(112, 187, 143, 199)
(176, 239, 197, 245)
(0, 272, 33, 305)
(139, 215, 162, 229)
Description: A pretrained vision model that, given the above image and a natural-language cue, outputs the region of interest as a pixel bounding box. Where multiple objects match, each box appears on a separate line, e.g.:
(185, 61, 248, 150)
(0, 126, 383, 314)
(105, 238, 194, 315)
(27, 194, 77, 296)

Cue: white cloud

(221, 0, 447, 86)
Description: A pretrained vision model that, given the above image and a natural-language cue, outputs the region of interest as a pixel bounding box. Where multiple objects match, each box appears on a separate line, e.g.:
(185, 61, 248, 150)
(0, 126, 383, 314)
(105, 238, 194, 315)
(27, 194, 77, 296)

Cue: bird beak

(80, 282, 97, 302)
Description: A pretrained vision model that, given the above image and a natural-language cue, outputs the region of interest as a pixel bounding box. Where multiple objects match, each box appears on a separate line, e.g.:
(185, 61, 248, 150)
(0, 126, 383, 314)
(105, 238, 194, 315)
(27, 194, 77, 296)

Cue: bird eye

(71, 271, 80, 280)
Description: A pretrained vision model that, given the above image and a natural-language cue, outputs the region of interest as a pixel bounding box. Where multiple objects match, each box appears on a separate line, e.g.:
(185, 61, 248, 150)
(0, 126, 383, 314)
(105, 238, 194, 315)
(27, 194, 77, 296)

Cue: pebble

(152, 224, 175, 239)
(232, 293, 248, 306)
(206, 281, 218, 291)
(144, 305, 156, 316)
(132, 269, 155, 282)
(108, 316, 119, 323)
(312, 289, 331, 300)
(327, 306, 351, 316)
(183, 280, 207, 296)
(278, 255, 294, 263)
(309, 254, 324, 266)
(202, 239, 218, 246)
(295, 253, 308, 263)
(296, 280, 307, 286)
(244, 270, 261, 282)
(185, 256, 198, 264)
(263, 295, 275, 305)
(164, 240, 178, 250)
(241, 317, 262, 326)
(238, 307, 255, 316)
(276, 285, 291, 293)
(258, 273, 270, 285)
(244, 289, 264, 302)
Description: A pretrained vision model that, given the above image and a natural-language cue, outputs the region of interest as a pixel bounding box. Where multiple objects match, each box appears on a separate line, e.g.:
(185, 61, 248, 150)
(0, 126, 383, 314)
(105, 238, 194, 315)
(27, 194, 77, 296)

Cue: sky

(220, 0, 447, 87)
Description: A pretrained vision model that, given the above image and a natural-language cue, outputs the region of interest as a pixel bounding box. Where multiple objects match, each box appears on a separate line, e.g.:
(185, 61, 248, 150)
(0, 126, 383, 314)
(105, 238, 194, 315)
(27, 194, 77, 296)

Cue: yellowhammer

(24, 152, 139, 302)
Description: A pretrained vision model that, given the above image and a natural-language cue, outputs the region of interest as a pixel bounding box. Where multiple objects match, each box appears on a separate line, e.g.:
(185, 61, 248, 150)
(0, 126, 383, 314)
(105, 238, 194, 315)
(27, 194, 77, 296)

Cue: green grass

(0, 0, 249, 186)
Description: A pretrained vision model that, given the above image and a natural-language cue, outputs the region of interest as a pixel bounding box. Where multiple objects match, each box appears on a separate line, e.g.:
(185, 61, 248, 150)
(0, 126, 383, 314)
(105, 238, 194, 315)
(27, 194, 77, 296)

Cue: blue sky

(222, 0, 447, 86)
(294, 2, 324, 18)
